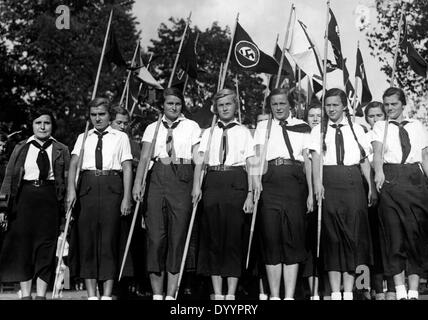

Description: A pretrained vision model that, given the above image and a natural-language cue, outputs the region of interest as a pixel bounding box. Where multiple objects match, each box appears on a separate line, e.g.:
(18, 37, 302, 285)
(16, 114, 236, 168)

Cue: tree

(367, 0, 428, 125)
(0, 0, 140, 146)
(147, 18, 266, 129)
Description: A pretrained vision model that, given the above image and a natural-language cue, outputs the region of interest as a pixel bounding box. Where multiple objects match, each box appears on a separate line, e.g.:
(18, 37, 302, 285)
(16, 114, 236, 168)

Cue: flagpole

(52, 9, 113, 300)
(217, 63, 223, 91)
(390, 4, 405, 88)
(383, 4, 405, 162)
(262, 34, 279, 115)
(235, 74, 242, 123)
(130, 52, 154, 118)
(275, 3, 295, 88)
(316, 0, 331, 259)
(220, 13, 240, 89)
(351, 41, 360, 123)
(297, 66, 303, 118)
(168, 11, 192, 88)
(119, 41, 140, 107)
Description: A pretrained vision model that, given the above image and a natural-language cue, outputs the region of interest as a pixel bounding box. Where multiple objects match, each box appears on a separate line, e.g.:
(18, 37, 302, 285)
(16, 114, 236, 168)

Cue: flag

(136, 66, 163, 90)
(343, 58, 355, 100)
(400, 19, 428, 77)
(328, 8, 343, 69)
(287, 18, 323, 81)
(269, 44, 295, 90)
(178, 31, 198, 79)
(105, 28, 127, 68)
(231, 22, 279, 74)
(355, 47, 372, 104)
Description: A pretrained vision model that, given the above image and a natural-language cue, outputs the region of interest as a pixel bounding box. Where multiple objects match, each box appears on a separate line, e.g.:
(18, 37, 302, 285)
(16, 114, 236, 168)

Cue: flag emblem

(235, 40, 260, 68)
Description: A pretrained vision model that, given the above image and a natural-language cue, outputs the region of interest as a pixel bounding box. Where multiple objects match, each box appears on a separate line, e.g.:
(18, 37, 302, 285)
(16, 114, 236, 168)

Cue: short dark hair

(304, 102, 322, 122)
(111, 105, 130, 120)
(364, 101, 386, 123)
(0, 131, 7, 143)
(28, 108, 57, 134)
(161, 87, 185, 108)
(268, 87, 289, 107)
(88, 97, 112, 120)
(382, 87, 406, 105)
(324, 88, 348, 107)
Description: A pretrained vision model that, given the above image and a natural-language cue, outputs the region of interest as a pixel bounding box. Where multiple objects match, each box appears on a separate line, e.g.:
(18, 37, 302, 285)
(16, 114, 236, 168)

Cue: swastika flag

(231, 22, 279, 74)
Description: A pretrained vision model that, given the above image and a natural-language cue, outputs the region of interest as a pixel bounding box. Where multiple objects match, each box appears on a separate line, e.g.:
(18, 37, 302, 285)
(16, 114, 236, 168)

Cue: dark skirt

(259, 164, 308, 265)
(70, 172, 123, 280)
(145, 162, 193, 274)
(378, 163, 428, 276)
(197, 169, 248, 278)
(0, 183, 60, 283)
(321, 165, 373, 273)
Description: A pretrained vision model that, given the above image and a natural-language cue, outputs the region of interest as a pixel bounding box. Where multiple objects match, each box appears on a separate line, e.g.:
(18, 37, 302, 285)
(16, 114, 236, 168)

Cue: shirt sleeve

(243, 128, 256, 160)
(198, 129, 210, 154)
(253, 121, 267, 146)
(190, 122, 202, 146)
(119, 133, 133, 163)
(141, 123, 155, 143)
(71, 133, 84, 156)
(307, 125, 321, 154)
(354, 124, 371, 157)
(416, 121, 428, 149)
(371, 120, 386, 143)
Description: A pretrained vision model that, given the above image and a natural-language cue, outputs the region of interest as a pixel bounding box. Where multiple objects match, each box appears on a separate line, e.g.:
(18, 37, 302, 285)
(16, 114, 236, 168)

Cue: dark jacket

(0, 138, 70, 213)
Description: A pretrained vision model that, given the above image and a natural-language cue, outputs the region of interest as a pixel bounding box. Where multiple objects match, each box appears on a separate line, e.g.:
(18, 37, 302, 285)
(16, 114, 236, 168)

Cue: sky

(131, 0, 391, 100)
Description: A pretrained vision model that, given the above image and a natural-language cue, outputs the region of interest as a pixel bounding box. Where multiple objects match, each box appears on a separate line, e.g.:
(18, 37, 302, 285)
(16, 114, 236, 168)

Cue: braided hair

(323, 88, 366, 162)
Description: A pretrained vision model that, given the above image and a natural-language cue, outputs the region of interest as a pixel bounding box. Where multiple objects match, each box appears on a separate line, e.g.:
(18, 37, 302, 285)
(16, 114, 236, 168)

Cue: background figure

(364, 101, 396, 300)
(67, 98, 133, 300)
(0, 109, 70, 299)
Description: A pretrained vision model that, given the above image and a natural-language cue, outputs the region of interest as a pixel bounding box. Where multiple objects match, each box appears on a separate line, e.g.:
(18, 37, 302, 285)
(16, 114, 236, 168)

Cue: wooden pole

(383, 4, 405, 162)
(235, 74, 242, 123)
(316, 0, 331, 259)
(275, 3, 295, 88)
(168, 12, 192, 88)
(220, 13, 240, 89)
(217, 63, 223, 91)
(119, 42, 140, 107)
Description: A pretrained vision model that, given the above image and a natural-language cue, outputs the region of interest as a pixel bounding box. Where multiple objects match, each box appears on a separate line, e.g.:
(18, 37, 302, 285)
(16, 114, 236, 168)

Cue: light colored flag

(136, 66, 163, 90)
(286, 9, 323, 81)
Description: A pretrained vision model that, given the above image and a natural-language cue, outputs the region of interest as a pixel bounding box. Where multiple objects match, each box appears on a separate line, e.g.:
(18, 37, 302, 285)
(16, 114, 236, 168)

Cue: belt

(82, 170, 120, 176)
(268, 158, 302, 166)
(207, 165, 245, 172)
(23, 179, 55, 187)
(155, 157, 192, 165)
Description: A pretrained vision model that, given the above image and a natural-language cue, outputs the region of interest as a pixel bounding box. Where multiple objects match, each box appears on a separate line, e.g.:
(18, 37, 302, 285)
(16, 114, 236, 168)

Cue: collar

(328, 117, 348, 127)
(389, 117, 414, 124)
(89, 126, 115, 136)
(273, 114, 295, 124)
(217, 119, 240, 127)
(26, 135, 57, 144)
(162, 114, 186, 124)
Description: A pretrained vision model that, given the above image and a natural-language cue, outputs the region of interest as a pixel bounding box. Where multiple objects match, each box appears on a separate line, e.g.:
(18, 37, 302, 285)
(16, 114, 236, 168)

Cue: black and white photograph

(0, 0, 427, 312)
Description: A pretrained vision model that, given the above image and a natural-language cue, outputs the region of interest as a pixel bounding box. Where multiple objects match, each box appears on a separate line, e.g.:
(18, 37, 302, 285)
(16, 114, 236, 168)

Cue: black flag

(328, 8, 343, 69)
(355, 47, 372, 104)
(231, 22, 279, 74)
(269, 44, 294, 90)
(105, 28, 127, 68)
(400, 19, 428, 77)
